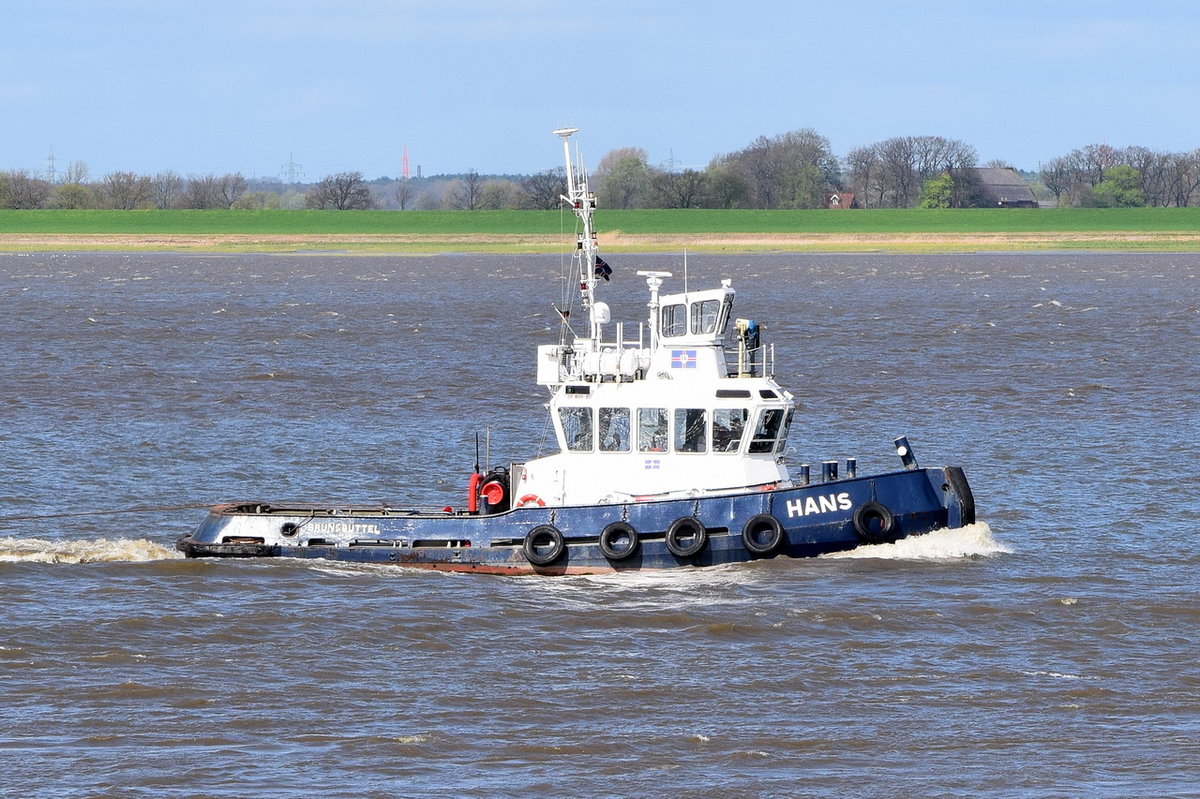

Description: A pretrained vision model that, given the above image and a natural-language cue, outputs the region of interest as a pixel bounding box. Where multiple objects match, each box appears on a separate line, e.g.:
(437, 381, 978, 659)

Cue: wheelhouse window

(690, 299, 721, 334)
(749, 408, 786, 453)
(674, 408, 707, 453)
(718, 294, 734, 334)
(559, 406, 593, 452)
(712, 408, 748, 453)
(638, 407, 668, 452)
(598, 407, 630, 452)
(661, 303, 687, 337)
(775, 408, 794, 453)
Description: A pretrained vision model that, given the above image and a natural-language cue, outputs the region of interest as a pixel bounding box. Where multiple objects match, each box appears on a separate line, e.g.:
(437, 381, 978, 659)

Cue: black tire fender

(599, 521, 639, 561)
(742, 513, 785, 555)
(523, 525, 565, 566)
(852, 501, 897, 544)
(665, 517, 707, 558)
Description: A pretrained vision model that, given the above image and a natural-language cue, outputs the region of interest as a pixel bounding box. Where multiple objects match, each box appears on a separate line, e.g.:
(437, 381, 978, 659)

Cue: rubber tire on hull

(665, 517, 707, 558)
(852, 501, 897, 544)
(599, 521, 639, 561)
(523, 525, 566, 566)
(741, 513, 785, 555)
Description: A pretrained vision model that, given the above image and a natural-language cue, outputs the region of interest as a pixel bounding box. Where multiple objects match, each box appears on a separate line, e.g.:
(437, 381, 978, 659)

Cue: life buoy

(741, 513, 784, 555)
(523, 525, 565, 566)
(853, 501, 897, 544)
(517, 494, 546, 508)
(599, 521, 639, 561)
(665, 517, 707, 558)
(467, 472, 483, 514)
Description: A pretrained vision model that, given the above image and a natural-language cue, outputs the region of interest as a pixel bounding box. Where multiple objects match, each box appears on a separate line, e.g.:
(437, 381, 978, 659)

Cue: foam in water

(820, 522, 1008, 560)
(0, 537, 181, 564)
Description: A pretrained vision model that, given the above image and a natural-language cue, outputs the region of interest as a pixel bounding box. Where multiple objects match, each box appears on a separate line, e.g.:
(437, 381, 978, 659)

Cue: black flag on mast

(594, 257, 613, 282)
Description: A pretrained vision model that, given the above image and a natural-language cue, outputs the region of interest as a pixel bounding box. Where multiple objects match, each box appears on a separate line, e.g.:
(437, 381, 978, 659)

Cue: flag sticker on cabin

(671, 349, 697, 368)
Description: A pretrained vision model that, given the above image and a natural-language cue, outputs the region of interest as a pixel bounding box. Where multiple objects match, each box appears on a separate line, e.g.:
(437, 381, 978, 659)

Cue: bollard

(894, 436, 919, 469)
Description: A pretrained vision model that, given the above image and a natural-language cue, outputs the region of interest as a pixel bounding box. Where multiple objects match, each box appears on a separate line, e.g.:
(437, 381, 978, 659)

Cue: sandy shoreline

(3, 230, 1200, 253)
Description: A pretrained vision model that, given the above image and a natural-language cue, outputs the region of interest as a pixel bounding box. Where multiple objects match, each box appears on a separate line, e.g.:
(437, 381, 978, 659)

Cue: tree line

(5, 133, 1200, 210)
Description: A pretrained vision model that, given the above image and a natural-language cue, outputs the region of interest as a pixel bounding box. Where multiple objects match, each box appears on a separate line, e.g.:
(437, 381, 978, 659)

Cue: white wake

(821, 522, 1008, 560)
(0, 537, 182, 564)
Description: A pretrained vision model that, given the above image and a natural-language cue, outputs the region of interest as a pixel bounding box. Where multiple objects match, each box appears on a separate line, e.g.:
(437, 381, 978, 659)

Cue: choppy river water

(0, 251, 1196, 798)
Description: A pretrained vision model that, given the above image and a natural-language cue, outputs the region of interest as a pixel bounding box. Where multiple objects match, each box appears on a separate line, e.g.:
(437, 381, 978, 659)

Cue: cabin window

(718, 294, 734, 334)
(638, 407, 668, 452)
(775, 408, 794, 453)
(599, 407, 630, 452)
(661, 303, 687, 337)
(559, 406, 593, 452)
(674, 408, 707, 453)
(749, 408, 786, 453)
(712, 408, 748, 453)
(690, 299, 721, 335)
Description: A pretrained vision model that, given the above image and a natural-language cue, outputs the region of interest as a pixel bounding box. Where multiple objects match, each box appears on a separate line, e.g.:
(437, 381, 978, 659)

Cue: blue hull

(177, 465, 974, 575)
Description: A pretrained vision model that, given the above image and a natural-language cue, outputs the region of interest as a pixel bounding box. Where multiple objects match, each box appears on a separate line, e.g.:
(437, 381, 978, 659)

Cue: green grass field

(1, 207, 1198, 252)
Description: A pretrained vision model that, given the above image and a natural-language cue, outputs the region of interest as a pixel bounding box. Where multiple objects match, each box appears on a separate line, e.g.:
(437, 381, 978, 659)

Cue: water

(0, 251, 1196, 798)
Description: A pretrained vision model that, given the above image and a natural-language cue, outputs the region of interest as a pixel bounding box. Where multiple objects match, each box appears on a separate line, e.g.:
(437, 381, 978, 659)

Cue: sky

(4, 0, 1200, 181)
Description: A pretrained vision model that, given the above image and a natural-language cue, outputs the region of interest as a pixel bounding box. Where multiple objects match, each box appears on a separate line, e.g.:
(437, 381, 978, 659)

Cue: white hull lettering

(785, 492, 852, 518)
(305, 521, 383, 536)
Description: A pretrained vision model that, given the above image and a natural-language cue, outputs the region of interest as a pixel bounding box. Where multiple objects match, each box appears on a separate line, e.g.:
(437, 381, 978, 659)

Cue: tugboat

(177, 128, 975, 574)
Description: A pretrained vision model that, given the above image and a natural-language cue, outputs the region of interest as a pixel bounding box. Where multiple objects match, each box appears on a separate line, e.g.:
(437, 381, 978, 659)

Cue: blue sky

(4, 0, 1199, 180)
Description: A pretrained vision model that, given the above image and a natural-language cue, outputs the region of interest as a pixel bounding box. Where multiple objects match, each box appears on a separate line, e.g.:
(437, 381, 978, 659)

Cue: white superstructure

(512, 129, 795, 507)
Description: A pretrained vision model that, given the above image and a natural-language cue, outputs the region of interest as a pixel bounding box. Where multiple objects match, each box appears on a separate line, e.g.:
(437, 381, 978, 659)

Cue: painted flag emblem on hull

(671, 349, 697, 368)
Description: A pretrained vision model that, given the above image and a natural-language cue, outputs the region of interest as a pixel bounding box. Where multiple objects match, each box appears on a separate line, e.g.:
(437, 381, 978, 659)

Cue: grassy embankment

(1, 207, 1199, 253)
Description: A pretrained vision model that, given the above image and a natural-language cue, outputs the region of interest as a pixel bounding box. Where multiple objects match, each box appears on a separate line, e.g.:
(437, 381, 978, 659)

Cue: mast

(553, 127, 603, 344)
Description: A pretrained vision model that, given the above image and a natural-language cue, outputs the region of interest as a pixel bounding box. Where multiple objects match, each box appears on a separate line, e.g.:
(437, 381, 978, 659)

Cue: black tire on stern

(852, 501, 897, 544)
(599, 521, 639, 561)
(741, 513, 785, 555)
(665, 517, 707, 558)
(523, 525, 566, 566)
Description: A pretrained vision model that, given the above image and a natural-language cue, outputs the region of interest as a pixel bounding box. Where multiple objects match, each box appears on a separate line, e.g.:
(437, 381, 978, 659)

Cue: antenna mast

(553, 127, 602, 341)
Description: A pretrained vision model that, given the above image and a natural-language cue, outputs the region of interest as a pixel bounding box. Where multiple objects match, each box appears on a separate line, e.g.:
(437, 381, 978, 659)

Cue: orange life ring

(517, 494, 546, 508)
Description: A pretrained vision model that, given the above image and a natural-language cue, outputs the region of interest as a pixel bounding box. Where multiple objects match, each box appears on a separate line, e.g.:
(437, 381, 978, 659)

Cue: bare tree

(0, 170, 53, 208)
(52, 161, 95, 209)
(715, 129, 839, 209)
(218, 173, 247, 209)
(649, 168, 709, 208)
(1069, 144, 1118, 188)
(1040, 157, 1073, 206)
(447, 169, 485, 210)
(845, 145, 887, 207)
(183, 174, 223, 209)
(1165, 150, 1200, 207)
(521, 167, 567, 210)
(848, 136, 976, 208)
(152, 171, 184, 209)
(478, 179, 519, 210)
(306, 171, 374, 210)
(62, 161, 89, 184)
(395, 179, 416, 210)
(102, 171, 152, 209)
